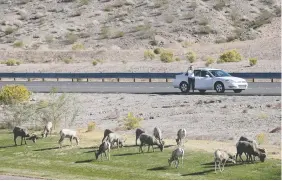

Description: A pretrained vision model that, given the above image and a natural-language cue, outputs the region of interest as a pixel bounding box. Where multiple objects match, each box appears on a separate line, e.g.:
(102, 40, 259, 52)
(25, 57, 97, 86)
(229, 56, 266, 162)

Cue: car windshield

(210, 70, 231, 77)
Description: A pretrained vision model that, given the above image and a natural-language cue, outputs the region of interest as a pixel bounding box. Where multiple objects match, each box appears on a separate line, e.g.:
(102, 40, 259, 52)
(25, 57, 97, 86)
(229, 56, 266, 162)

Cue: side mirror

(205, 75, 210, 78)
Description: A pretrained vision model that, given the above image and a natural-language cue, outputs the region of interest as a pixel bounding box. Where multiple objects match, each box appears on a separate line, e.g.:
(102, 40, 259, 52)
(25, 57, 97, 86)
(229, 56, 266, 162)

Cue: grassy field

(0, 130, 281, 180)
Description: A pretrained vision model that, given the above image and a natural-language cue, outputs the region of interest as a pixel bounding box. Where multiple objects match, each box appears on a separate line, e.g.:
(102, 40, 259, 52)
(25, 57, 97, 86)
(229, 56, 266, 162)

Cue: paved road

(0, 82, 280, 96)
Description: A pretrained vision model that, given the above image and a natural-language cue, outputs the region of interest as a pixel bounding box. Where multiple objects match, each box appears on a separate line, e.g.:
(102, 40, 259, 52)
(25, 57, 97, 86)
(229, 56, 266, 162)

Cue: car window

(194, 70, 201, 77)
(201, 70, 212, 77)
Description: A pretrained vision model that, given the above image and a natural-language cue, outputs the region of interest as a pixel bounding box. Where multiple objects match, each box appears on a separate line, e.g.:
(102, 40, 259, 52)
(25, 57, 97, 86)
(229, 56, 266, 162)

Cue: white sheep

(153, 127, 163, 144)
(214, 149, 236, 173)
(176, 128, 186, 146)
(58, 129, 79, 148)
(168, 147, 184, 168)
(106, 133, 126, 149)
(42, 122, 52, 138)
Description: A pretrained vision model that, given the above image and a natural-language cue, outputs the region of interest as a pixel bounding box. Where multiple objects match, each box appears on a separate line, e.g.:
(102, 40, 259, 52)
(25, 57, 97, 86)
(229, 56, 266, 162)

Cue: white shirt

(187, 70, 194, 78)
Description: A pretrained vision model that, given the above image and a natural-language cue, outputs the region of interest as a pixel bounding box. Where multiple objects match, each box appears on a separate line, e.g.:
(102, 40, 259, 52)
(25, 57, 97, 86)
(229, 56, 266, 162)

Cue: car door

(199, 70, 214, 90)
(194, 70, 202, 89)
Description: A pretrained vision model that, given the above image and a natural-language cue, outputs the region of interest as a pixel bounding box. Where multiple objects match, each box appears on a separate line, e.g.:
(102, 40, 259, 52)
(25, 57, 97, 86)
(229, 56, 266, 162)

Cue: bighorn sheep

(58, 129, 79, 148)
(238, 136, 266, 161)
(42, 122, 52, 138)
(106, 133, 126, 149)
(139, 133, 164, 153)
(101, 129, 114, 143)
(214, 149, 236, 173)
(13, 126, 31, 146)
(176, 128, 186, 146)
(153, 127, 163, 144)
(95, 141, 111, 160)
(236, 141, 266, 163)
(168, 147, 184, 168)
(135, 128, 145, 146)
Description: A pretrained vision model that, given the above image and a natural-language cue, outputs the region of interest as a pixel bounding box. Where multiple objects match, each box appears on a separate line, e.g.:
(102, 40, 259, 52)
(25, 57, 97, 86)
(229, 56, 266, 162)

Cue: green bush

(112, 31, 124, 39)
(175, 57, 180, 61)
(205, 57, 215, 67)
(87, 121, 96, 132)
(65, 32, 78, 44)
(72, 43, 85, 50)
(144, 50, 155, 60)
(160, 50, 174, 63)
(4, 27, 14, 35)
(13, 41, 24, 48)
(6, 59, 18, 66)
(124, 112, 142, 130)
(63, 57, 73, 64)
(92, 60, 98, 66)
(249, 57, 258, 66)
(0, 85, 31, 104)
(218, 49, 242, 63)
(153, 48, 162, 54)
(186, 51, 197, 63)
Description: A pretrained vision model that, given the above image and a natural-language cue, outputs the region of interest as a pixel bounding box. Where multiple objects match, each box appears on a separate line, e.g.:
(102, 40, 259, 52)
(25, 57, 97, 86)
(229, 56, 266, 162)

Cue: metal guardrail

(0, 72, 280, 82)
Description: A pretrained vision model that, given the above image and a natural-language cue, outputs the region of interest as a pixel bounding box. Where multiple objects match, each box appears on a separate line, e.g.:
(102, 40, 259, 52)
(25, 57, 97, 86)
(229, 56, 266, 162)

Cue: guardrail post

(42, 78, 45, 82)
(87, 78, 89, 82)
(117, 78, 120, 82)
(28, 78, 31, 82)
(166, 78, 168, 82)
(57, 78, 59, 81)
(253, 78, 255, 82)
(72, 79, 74, 82)
(133, 78, 136, 82)
(102, 79, 104, 82)
(149, 78, 151, 82)
(271, 78, 274, 83)
(0, 78, 1, 81)
(14, 78, 16, 81)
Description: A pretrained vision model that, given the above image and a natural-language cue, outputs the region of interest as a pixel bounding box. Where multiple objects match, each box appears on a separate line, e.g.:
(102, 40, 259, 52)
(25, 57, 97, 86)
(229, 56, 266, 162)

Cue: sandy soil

(22, 93, 281, 159)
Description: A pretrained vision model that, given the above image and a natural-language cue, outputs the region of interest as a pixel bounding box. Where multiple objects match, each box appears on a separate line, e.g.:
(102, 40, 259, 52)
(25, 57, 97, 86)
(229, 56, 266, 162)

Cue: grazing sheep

(214, 149, 236, 173)
(153, 127, 163, 144)
(58, 129, 79, 148)
(236, 141, 266, 163)
(135, 128, 145, 146)
(13, 126, 30, 146)
(238, 136, 264, 161)
(106, 133, 126, 149)
(176, 128, 186, 146)
(95, 141, 111, 160)
(26, 134, 39, 143)
(101, 129, 114, 143)
(139, 133, 164, 153)
(168, 147, 184, 168)
(42, 121, 52, 138)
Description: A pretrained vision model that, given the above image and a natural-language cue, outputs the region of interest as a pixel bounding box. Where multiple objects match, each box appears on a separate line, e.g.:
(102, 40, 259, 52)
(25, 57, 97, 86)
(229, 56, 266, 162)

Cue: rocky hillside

(0, 0, 280, 51)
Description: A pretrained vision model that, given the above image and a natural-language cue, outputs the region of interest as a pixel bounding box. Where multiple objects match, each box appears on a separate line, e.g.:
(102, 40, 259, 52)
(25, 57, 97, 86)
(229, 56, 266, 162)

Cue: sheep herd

(12, 122, 267, 173)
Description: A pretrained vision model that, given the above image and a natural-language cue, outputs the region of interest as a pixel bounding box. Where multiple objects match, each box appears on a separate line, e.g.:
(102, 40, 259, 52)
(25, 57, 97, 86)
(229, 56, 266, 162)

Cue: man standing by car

(187, 65, 195, 92)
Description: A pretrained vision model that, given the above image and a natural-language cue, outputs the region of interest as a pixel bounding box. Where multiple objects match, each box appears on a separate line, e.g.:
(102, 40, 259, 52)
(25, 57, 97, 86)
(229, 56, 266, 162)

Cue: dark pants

(188, 78, 195, 92)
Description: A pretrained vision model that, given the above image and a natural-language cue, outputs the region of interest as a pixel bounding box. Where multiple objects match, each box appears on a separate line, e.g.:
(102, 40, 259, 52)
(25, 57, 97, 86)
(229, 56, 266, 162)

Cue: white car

(172, 68, 248, 93)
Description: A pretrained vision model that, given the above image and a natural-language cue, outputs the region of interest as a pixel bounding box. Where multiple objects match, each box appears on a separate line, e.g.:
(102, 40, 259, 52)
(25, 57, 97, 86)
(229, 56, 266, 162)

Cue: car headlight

(225, 79, 235, 83)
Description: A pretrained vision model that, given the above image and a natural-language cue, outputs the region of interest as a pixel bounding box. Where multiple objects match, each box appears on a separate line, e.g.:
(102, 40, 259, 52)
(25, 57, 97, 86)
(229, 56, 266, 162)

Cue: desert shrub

(45, 35, 54, 43)
(62, 57, 73, 64)
(160, 50, 174, 63)
(95, 59, 104, 63)
(144, 50, 155, 60)
(186, 51, 197, 63)
(181, 12, 194, 20)
(4, 27, 14, 35)
(175, 57, 180, 61)
(123, 112, 142, 130)
(249, 57, 258, 66)
(218, 49, 242, 63)
(213, 0, 226, 11)
(112, 31, 124, 39)
(100, 26, 110, 39)
(65, 32, 78, 44)
(104, 5, 113, 12)
(13, 40, 23, 48)
(79, 0, 89, 6)
(250, 10, 273, 29)
(182, 41, 193, 48)
(87, 121, 96, 132)
(72, 43, 85, 50)
(0, 85, 31, 105)
(256, 133, 266, 145)
(92, 60, 98, 66)
(5, 59, 20, 66)
(154, 48, 162, 54)
(205, 57, 215, 67)
(197, 25, 214, 34)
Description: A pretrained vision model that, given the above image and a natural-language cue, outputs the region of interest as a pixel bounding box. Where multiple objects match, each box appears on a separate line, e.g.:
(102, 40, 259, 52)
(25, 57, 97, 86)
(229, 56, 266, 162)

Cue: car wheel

(214, 82, 225, 93)
(199, 90, 206, 94)
(179, 82, 189, 93)
(233, 89, 242, 93)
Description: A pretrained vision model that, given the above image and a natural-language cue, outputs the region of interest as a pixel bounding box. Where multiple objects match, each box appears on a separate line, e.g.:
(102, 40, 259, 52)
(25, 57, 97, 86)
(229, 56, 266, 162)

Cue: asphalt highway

(0, 82, 280, 96)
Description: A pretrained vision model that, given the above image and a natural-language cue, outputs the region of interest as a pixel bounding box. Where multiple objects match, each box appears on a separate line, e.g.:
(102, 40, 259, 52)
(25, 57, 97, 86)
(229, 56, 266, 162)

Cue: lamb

(168, 147, 184, 168)
(139, 133, 164, 153)
(95, 141, 111, 160)
(101, 129, 114, 143)
(236, 141, 266, 163)
(13, 126, 30, 146)
(42, 121, 52, 138)
(214, 149, 236, 173)
(176, 128, 186, 146)
(135, 128, 145, 146)
(153, 127, 163, 144)
(58, 129, 79, 148)
(26, 134, 39, 143)
(106, 133, 126, 149)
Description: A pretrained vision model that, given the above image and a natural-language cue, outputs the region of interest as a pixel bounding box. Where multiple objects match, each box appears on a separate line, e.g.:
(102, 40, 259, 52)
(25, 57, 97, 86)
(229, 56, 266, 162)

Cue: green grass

(0, 130, 280, 180)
